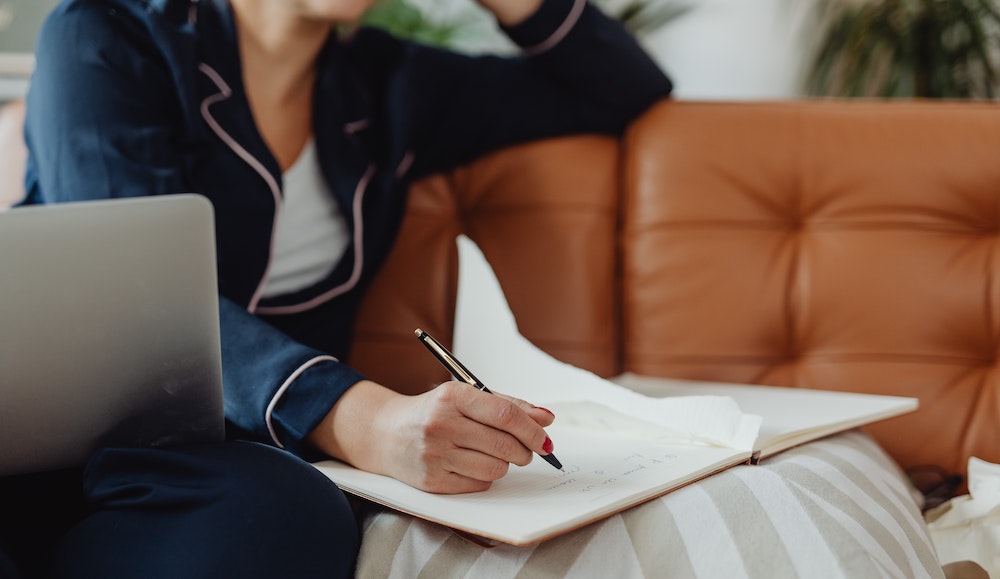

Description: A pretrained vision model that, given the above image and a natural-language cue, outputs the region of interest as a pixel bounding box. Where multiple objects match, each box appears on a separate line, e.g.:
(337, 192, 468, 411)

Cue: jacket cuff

(502, 0, 587, 56)
(267, 357, 367, 460)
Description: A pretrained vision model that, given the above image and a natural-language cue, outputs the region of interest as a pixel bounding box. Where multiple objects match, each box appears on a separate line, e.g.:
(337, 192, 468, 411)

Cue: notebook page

(613, 373, 918, 455)
(451, 235, 761, 451)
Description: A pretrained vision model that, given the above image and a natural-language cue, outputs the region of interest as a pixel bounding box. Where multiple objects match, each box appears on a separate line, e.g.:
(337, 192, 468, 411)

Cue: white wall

(644, 0, 822, 100)
(411, 0, 824, 100)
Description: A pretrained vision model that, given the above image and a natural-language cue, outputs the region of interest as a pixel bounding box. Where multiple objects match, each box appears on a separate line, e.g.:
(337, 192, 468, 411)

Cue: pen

(414, 328, 564, 471)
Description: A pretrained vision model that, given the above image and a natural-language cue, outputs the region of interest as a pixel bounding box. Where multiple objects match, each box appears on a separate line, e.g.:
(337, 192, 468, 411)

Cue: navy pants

(0, 441, 359, 578)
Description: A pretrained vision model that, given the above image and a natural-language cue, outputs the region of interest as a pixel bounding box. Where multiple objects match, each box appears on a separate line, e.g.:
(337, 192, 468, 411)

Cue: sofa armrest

(349, 135, 620, 394)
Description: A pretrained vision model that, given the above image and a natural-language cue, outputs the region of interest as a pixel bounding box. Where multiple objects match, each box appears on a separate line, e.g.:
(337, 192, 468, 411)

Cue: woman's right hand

(308, 380, 556, 494)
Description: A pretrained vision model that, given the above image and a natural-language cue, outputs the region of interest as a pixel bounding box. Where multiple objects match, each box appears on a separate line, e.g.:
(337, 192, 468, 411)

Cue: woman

(14, 0, 672, 576)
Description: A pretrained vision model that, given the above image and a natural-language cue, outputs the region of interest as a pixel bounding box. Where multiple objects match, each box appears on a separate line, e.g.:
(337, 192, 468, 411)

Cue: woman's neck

(230, 0, 331, 103)
(230, 0, 332, 170)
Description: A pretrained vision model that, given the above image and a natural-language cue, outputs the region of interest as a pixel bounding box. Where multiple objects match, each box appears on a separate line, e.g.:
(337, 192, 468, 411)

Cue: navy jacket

(23, 0, 672, 458)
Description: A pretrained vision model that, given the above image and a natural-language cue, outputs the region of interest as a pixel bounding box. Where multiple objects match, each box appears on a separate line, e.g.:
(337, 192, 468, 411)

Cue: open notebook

(312, 236, 917, 546)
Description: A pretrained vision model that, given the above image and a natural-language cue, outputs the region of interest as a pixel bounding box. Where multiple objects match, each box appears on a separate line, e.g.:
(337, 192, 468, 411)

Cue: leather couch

(349, 98, 1000, 488)
(5, 98, 998, 488)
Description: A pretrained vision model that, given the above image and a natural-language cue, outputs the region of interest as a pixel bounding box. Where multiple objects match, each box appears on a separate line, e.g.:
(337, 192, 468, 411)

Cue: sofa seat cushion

(354, 430, 942, 578)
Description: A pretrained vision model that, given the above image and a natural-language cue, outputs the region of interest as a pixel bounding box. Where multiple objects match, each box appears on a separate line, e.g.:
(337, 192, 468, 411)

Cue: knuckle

(485, 460, 509, 481)
(492, 434, 516, 459)
(509, 396, 531, 411)
(432, 382, 461, 405)
(494, 398, 519, 428)
(509, 448, 532, 467)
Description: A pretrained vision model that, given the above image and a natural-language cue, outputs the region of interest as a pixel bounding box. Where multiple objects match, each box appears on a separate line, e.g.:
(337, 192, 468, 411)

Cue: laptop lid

(0, 194, 225, 476)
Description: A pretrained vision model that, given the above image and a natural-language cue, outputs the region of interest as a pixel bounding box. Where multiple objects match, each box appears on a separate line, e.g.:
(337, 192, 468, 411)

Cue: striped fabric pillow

(354, 430, 943, 579)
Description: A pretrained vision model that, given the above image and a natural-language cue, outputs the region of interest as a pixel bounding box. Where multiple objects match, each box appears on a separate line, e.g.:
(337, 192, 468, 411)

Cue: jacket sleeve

(24, 1, 365, 459)
(382, 0, 673, 177)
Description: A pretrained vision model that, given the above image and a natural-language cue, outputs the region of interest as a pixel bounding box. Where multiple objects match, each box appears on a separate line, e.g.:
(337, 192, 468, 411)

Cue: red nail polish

(534, 406, 555, 417)
(542, 436, 554, 454)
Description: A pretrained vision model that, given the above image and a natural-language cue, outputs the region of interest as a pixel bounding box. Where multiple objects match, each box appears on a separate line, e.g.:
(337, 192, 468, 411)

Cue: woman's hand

(308, 380, 556, 494)
(475, 0, 543, 27)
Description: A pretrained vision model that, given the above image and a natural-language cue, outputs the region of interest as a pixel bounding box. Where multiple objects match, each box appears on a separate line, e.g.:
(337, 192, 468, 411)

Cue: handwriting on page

(484, 448, 682, 505)
(546, 451, 679, 489)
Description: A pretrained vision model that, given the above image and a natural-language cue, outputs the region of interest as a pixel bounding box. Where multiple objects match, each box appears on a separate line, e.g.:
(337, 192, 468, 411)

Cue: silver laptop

(0, 194, 225, 475)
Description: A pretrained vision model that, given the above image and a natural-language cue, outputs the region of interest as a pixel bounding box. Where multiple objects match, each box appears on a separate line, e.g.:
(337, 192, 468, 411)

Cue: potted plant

(806, 0, 1000, 98)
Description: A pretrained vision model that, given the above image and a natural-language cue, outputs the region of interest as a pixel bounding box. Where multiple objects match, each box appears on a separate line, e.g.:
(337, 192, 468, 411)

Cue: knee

(77, 441, 360, 578)
(225, 443, 362, 571)
(227, 442, 359, 528)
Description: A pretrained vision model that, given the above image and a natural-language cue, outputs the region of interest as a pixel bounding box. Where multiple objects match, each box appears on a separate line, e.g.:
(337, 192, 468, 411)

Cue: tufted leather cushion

(622, 100, 1000, 475)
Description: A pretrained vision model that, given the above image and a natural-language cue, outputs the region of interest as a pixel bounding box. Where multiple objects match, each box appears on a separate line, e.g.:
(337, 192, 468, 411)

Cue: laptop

(0, 194, 225, 476)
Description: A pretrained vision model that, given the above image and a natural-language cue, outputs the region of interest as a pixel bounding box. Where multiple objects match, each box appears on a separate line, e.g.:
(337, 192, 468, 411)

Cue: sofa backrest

(352, 99, 1000, 477)
(620, 100, 1000, 475)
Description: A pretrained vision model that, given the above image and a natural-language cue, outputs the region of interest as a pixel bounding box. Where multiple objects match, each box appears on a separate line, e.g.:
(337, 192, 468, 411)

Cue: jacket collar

(192, 0, 283, 181)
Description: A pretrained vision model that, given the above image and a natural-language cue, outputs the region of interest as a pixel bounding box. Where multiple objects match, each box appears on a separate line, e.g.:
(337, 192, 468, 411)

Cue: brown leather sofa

(5, 98, 998, 487)
(350, 99, 1000, 487)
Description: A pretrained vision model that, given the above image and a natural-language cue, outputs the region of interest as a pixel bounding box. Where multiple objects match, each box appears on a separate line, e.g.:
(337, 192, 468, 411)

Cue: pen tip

(414, 328, 423, 337)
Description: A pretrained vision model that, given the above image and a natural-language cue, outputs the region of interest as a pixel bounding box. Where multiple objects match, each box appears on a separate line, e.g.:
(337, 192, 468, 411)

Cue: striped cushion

(354, 430, 943, 578)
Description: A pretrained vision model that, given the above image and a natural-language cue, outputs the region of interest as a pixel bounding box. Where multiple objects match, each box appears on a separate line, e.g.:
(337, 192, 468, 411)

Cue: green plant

(359, 0, 473, 48)
(358, 0, 690, 52)
(806, 0, 1000, 99)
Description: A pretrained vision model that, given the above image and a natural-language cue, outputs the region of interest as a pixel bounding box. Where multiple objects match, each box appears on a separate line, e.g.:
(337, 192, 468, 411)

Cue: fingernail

(542, 436, 554, 454)
(534, 406, 555, 417)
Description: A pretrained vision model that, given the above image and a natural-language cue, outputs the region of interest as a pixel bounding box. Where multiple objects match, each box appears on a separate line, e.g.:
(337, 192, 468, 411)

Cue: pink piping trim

(255, 163, 374, 315)
(395, 151, 415, 179)
(198, 63, 283, 314)
(264, 355, 338, 448)
(523, 0, 586, 56)
(344, 119, 371, 134)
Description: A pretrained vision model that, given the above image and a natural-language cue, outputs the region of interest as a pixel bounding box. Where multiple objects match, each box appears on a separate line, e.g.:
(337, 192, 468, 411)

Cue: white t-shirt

(261, 138, 349, 298)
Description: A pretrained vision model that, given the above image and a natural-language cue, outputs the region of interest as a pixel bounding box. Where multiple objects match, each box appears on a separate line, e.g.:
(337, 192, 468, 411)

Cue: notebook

(0, 194, 225, 476)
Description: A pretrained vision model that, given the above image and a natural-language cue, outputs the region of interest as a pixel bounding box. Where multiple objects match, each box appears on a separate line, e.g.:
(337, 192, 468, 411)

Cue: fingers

(375, 382, 557, 494)
(500, 394, 556, 427)
(446, 383, 552, 459)
(450, 415, 535, 467)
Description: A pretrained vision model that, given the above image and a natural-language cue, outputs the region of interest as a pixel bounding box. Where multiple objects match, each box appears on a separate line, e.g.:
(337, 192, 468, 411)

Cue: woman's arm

(368, 0, 673, 177)
(478, 0, 544, 26)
